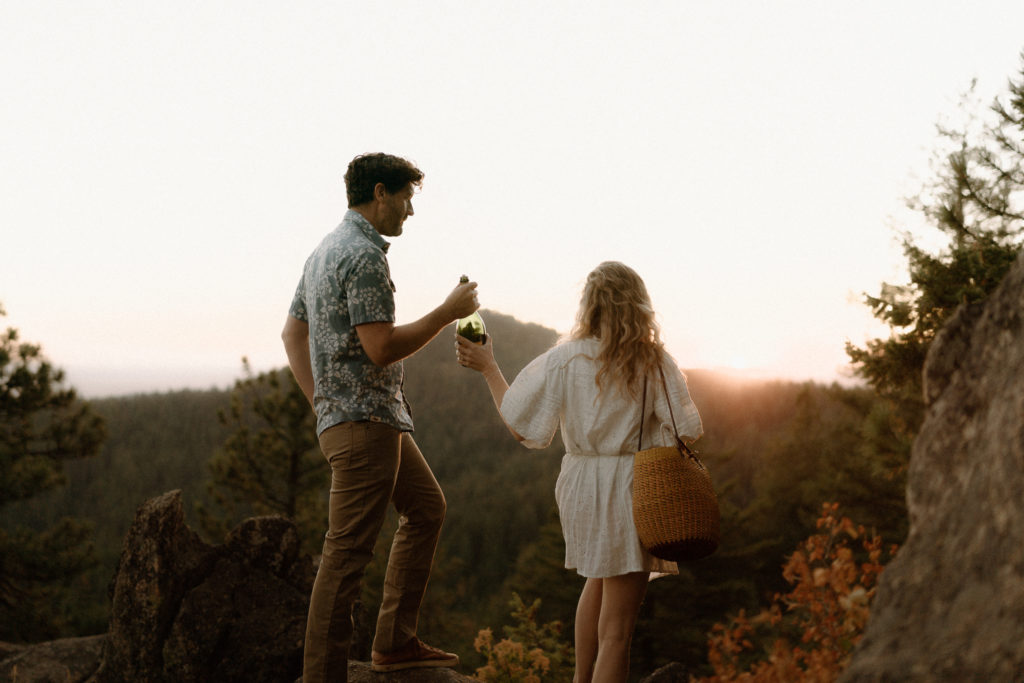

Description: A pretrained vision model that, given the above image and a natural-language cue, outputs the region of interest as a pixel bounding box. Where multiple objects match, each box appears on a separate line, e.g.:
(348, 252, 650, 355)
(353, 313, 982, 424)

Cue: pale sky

(3, 1, 1023, 397)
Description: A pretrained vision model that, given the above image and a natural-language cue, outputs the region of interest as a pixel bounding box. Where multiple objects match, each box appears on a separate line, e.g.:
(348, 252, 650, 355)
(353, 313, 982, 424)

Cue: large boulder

(841, 251, 1024, 680)
(95, 490, 314, 683)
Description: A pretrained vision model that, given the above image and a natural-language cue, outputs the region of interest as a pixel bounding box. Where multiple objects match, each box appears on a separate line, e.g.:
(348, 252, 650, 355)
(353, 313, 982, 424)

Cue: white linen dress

(500, 338, 703, 578)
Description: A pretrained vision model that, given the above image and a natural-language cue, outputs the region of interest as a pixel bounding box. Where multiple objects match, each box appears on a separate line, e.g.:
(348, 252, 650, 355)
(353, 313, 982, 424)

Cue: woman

(455, 261, 703, 683)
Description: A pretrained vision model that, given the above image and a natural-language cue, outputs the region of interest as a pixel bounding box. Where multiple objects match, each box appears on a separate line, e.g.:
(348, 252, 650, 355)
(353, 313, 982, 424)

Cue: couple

(283, 153, 703, 683)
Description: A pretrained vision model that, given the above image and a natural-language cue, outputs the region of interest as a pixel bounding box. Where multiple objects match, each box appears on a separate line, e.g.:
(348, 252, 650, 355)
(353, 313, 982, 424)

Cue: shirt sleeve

(343, 249, 396, 326)
(654, 352, 703, 444)
(500, 349, 564, 450)
(288, 275, 308, 322)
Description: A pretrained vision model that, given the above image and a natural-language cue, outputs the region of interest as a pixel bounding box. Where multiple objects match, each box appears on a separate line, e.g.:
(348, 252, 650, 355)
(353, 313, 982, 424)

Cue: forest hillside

(4, 311, 900, 676)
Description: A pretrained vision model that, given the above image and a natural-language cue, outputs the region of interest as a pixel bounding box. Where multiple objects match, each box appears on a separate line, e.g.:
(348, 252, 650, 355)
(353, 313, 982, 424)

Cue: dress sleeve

(655, 353, 703, 444)
(500, 349, 564, 450)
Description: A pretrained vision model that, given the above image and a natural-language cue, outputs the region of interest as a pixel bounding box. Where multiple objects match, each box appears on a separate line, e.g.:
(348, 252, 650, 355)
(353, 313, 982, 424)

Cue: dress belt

(565, 451, 634, 458)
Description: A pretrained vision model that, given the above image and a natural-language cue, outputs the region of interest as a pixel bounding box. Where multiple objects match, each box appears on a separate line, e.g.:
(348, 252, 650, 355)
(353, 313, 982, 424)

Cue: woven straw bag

(632, 367, 720, 562)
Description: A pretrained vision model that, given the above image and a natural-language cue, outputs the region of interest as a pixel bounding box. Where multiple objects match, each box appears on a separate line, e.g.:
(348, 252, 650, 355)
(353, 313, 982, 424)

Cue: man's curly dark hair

(344, 153, 424, 207)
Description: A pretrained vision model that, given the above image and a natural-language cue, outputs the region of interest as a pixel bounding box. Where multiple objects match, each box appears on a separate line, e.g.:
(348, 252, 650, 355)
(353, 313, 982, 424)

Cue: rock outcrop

(95, 490, 315, 683)
(2, 491, 486, 682)
(0, 635, 105, 683)
(638, 661, 691, 682)
(342, 662, 478, 682)
(841, 251, 1024, 680)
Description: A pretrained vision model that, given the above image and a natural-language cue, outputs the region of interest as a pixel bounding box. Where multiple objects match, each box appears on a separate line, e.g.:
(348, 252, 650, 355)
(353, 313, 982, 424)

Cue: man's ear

(373, 182, 388, 202)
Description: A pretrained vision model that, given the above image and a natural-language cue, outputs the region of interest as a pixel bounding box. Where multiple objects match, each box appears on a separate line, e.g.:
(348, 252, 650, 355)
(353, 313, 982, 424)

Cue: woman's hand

(455, 332, 522, 441)
(455, 333, 496, 373)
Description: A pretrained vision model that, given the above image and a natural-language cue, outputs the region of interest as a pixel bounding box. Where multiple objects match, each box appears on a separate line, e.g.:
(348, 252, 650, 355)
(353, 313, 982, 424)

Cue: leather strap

(638, 364, 683, 451)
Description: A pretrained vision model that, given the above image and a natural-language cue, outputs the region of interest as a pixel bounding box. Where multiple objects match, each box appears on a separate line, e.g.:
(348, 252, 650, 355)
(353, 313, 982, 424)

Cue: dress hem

(565, 564, 679, 579)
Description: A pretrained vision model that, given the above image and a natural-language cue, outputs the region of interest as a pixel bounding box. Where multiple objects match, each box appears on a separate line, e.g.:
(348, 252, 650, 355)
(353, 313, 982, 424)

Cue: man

(282, 153, 478, 682)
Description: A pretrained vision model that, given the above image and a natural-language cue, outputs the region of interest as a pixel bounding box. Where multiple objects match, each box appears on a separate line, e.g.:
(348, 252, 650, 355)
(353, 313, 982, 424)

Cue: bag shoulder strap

(638, 375, 648, 452)
(637, 364, 686, 451)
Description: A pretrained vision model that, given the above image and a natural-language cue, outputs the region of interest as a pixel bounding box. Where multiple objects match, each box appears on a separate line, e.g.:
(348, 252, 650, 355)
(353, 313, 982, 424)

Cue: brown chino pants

(302, 421, 446, 683)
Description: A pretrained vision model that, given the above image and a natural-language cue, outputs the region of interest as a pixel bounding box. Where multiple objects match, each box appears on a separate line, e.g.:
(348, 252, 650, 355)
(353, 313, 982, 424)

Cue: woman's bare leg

(592, 572, 649, 683)
(573, 577, 603, 683)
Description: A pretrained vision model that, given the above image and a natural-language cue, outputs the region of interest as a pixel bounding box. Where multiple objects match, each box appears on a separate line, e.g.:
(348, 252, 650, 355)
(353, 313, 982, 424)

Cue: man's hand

(445, 279, 479, 321)
(356, 279, 481, 367)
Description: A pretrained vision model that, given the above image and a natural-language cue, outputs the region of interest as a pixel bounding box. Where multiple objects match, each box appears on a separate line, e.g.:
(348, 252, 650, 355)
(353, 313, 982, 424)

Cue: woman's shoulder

(656, 346, 685, 372)
(546, 337, 599, 365)
(511, 341, 588, 381)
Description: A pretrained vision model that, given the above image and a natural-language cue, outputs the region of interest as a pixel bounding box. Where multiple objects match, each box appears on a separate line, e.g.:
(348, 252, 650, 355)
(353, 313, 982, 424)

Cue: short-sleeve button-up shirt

(289, 210, 414, 435)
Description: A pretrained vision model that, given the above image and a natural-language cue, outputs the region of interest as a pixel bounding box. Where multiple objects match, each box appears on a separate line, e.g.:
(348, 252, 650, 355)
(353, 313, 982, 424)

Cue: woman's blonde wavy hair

(569, 261, 664, 399)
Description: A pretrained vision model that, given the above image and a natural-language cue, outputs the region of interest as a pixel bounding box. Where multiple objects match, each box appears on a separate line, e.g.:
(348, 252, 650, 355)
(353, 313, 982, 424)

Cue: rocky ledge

(0, 491, 489, 683)
(840, 250, 1024, 679)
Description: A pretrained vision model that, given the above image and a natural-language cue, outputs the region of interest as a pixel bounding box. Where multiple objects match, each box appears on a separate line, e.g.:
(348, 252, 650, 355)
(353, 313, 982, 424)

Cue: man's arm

(281, 315, 315, 407)
(357, 280, 478, 367)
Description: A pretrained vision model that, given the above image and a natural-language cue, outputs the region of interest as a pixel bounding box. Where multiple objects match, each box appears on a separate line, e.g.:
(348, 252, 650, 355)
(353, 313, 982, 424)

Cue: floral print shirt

(289, 210, 414, 435)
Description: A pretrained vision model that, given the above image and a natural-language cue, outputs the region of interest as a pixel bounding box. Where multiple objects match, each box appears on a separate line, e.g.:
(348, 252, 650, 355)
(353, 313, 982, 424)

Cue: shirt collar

(344, 209, 391, 254)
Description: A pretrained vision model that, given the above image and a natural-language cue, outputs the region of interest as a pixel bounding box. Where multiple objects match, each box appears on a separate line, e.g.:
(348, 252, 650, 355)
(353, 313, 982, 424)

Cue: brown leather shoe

(371, 638, 460, 672)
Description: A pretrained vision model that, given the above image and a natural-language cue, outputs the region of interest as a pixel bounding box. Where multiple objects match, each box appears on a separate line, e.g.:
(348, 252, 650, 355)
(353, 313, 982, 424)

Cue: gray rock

(291, 661, 477, 682)
(841, 251, 1024, 681)
(19, 491, 475, 682)
(162, 555, 308, 681)
(96, 490, 218, 682)
(345, 661, 478, 682)
(0, 644, 24, 664)
(0, 635, 105, 683)
(638, 661, 690, 682)
(95, 490, 314, 683)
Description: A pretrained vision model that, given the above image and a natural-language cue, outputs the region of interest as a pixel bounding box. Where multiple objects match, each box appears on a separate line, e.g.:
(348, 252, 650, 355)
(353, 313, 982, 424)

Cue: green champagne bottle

(456, 274, 486, 344)
(456, 311, 486, 344)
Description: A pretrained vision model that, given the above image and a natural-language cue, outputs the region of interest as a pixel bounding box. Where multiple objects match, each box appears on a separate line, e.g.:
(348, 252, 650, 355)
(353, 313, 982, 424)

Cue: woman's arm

(455, 334, 525, 442)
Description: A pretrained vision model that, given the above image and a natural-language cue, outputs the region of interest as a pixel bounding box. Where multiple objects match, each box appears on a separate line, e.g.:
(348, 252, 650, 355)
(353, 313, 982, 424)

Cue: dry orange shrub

(472, 593, 573, 683)
(695, 503, 898, 683)
(473, 627, 551, 683)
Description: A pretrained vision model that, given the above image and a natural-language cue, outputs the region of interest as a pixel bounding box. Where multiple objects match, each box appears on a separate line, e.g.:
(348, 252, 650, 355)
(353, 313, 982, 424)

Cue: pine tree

(0, 303, 105, 641)
(847, 56, 1024, 463)
(196, 359, 327, 553)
